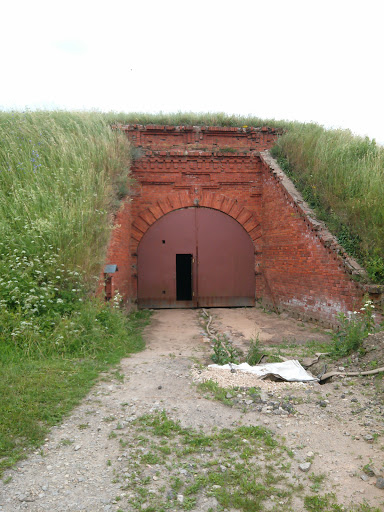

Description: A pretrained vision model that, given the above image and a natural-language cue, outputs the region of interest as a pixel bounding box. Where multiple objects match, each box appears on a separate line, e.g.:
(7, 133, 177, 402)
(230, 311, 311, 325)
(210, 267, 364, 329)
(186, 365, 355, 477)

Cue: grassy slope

(271, 125, 384, 283)
(0, 111, 131, 278)
(0, 111, 148, 475)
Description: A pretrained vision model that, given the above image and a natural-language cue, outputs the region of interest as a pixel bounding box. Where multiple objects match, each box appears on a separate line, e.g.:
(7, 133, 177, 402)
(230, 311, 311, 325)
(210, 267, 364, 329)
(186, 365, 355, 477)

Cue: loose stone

(299, 462, 311, 472)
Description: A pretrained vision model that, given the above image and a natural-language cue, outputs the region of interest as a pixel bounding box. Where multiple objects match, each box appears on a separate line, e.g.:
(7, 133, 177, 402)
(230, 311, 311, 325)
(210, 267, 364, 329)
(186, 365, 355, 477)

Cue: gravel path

(0, 309, 383, 511)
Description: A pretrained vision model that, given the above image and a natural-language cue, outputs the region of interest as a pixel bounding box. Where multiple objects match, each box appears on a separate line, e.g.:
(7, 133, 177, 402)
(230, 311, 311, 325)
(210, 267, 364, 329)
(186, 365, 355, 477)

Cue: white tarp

(208, 360, 318, 382)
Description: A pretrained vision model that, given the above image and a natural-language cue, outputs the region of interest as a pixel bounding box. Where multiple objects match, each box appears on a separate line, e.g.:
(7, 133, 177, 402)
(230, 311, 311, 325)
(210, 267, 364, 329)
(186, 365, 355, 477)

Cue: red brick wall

(103, 125, 373, 325)
(260, 153, 363, 324)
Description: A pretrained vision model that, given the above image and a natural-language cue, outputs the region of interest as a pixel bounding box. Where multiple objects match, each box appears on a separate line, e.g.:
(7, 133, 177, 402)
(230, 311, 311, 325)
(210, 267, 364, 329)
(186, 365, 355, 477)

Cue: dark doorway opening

(176, 254, 193, 300)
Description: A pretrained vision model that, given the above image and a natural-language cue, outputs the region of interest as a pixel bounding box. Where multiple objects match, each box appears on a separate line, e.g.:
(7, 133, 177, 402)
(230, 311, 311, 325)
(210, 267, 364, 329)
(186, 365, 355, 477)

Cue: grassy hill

(0, 110, 383, 475)
(0, 111, 149, 474)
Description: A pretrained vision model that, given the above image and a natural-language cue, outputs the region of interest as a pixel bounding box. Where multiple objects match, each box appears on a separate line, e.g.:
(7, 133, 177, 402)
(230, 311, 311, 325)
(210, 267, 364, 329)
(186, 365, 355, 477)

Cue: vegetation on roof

(101, 111, 291, 129)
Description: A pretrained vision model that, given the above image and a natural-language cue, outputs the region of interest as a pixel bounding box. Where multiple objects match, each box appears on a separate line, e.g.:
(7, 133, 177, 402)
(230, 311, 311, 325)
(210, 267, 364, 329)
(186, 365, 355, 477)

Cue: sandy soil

(207, 307, 331, 345)
(0, 308, 383, 511)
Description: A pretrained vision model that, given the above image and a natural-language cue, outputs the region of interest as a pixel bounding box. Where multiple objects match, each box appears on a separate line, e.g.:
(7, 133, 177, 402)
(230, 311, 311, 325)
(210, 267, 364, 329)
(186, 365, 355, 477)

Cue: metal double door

(138, 207, 255, 308)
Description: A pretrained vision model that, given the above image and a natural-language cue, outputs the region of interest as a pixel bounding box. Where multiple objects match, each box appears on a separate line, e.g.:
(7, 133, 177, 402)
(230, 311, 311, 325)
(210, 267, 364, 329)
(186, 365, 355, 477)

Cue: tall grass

(271, 124, 384, 282)
(102, 111, 292, 130)
(0, 111, 131, 280)
(0, 111, 148, 475)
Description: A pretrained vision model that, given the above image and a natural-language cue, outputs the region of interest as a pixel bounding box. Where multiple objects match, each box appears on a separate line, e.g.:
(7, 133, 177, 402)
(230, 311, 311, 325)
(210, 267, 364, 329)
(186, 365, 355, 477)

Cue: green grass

(0, 111, 132, 279)
(106, 410, 379, 512)
(197, 380, 234, 406)
(101, 111, 291, 130)
(271, 125, 384, 283)
(0, 309, 150, 476)
(0, 111, 150, 476)
(128, 411, 289, 511)
(246, 334, 264, 365)
(304, 493, 382, 512)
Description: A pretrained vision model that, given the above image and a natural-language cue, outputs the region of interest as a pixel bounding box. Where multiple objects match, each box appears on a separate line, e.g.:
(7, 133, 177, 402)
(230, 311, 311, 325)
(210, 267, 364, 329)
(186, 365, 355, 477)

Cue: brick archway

(102, 125, 374, 324)
(131, 190, 262, 253)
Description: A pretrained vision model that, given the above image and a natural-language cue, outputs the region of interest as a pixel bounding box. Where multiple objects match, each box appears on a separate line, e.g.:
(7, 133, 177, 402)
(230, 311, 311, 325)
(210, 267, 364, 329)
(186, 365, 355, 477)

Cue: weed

(211, 334, 240, 365)
(246, 334, 263, 365)
(331, 299, 376, 357)
(197, 380, 233, 406)
(103, 416, 116, 423)
(304, 493, 333, 511)
(141, 452, 163, 465)
(308, 472, 326, 492)
(271, 127, 384, 284)
(110, 370, 124, 383)
(59, 439, 73, 446)
(136, 410, 183, 437)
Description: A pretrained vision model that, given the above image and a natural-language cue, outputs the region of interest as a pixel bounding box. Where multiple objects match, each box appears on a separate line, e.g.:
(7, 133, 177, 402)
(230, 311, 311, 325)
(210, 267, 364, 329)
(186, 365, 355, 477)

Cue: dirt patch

(0, 308, 383, 512)
(208, 307, 331, 346)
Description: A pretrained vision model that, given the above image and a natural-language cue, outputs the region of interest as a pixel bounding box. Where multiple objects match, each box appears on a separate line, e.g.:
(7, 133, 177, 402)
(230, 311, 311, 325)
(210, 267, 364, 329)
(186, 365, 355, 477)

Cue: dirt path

(1, 309, 383, 511)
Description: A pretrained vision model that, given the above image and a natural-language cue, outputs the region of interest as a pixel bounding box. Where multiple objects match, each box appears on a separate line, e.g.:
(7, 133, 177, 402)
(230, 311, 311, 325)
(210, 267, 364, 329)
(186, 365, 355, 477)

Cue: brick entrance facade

(103, 125, 380, 325)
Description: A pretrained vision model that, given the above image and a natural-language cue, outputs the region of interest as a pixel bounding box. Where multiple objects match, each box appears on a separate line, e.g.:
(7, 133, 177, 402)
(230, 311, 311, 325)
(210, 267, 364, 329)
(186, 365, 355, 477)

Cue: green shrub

(331, 298, 376, 357)
(246, 335, 263, 366)
(211, 335, 240, 365)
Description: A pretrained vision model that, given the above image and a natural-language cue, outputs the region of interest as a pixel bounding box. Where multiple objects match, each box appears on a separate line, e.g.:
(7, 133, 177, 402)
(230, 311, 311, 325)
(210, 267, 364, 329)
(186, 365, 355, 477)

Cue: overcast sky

(1, 0, 383, 143)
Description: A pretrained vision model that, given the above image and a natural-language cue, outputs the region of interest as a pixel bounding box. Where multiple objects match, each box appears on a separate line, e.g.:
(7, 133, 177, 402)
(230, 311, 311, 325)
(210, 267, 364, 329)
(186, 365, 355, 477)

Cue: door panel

(137, 207, 255, 308)
(196, 209, 255, 307)
(138, 209, 197, 308)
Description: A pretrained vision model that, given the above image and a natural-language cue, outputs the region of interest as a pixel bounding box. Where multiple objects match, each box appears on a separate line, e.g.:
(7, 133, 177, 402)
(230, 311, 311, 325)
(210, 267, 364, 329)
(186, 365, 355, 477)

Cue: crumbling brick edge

(260, 150, 384, 311)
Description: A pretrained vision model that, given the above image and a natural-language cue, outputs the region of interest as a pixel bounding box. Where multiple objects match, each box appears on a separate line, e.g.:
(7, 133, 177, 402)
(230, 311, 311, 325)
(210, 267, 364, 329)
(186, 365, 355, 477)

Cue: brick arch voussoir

(132, 191, 261, 252)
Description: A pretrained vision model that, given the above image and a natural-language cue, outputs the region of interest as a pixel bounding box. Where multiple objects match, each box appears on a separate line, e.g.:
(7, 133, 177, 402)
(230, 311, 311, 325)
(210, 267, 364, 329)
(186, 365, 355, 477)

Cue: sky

(1, 0, 384, 143)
